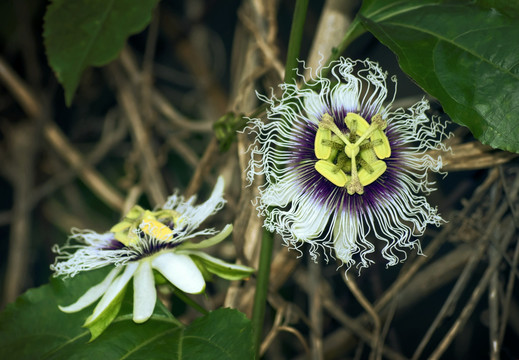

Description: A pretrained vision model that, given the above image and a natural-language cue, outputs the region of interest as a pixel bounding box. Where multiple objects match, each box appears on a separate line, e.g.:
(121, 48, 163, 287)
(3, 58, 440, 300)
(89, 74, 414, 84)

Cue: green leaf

(0, 268, 253, 359)
(43, 0, 159, 105)
(180, 308, 254, 359)
(476, 0, 519, 18)
(359, 0, 519, 153)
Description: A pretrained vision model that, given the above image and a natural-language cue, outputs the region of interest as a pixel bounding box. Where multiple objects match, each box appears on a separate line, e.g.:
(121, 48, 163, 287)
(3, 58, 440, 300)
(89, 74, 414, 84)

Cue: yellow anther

(371, 114, 387, 130)
(314, 127, 332, 160)
(320, 113, 335, 128)
(139, 218, 174, 242)
(344, 113, 369, 135)
(358, 160, 387, 186)
(315, 160, 349, 187)
(371, 129, 391, 159)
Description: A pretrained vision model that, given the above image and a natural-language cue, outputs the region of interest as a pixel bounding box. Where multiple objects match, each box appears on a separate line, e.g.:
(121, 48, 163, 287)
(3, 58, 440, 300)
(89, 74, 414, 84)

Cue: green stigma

(110, 205, 182, 246)
(314, 112, 391, 195)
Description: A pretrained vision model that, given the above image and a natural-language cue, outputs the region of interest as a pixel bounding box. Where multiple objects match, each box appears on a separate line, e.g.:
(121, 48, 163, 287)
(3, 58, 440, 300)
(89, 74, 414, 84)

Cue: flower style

(246, 57, 450, 271)
(51, 177, 253, 332)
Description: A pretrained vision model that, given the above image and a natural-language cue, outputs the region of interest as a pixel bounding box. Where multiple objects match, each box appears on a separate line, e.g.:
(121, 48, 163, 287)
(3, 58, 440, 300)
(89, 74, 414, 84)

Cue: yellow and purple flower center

(313, 113, 391, 195)
(106, 205, 184, 258)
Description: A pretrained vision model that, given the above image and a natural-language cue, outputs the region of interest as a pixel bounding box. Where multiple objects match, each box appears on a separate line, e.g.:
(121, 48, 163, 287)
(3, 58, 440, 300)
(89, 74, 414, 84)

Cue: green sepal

(190, 256, 214, 282)
(180, 250, 255, 281)
(83, 284, 126, 341)
(153, 269, 168, 285)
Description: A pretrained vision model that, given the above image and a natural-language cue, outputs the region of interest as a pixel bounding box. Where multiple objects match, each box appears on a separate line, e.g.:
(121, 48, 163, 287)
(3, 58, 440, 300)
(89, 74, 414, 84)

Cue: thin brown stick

(44, 122, 125, 211)
(427, 173, 519, 359)
(411, 239, 487, 360)
(429, 217, 516, 360)
(1, 123, 38, 307)
(489, 240, 500, 360)
(141, 6, 160, 123)
(153, 91, 213, 132)
(184, 137, 219, 198)
(33, 112, 127, 210)
(309, 260, 323, 360)
(497, 166, 519, 347)
(378, 296, 398, 360)
(116, 76, 167, 206)
(0, 56, 41, 118)
(343, 275, 382, 360)
(322, 169, 500, 358)
(374, 168, 499, 313)
(322, 298, 407, 360)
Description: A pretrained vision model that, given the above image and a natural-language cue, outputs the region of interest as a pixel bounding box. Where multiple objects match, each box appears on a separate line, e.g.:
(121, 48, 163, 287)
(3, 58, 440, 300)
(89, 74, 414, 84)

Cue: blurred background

(1, 0, 518, 359)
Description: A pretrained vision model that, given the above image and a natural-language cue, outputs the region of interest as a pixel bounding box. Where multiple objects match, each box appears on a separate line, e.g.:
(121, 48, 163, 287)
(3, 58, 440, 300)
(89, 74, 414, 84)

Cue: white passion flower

(51, 177, 253, 332)
(246, 57, 450, 271)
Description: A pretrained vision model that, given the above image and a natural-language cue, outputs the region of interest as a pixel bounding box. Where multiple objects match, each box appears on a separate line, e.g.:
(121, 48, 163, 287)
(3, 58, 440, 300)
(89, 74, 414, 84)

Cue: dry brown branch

(411, 242, 487, 359)
(44, 122, 125, 211)
(499, 218, 519, 348)
(260, 298, 310, 357)
(1, 55, 126, 213)
(305, 0, 357, 79)
(153, 91, 213, 132)
(343, 274, 382, 360)
(439, 141, 517, 172)
(489, 238, 500, 360)
(309, 260, 323, 360)
(429, 217, 516, 359)
(0, 56, 41, 118)
(141, 7, 160, 123)
(298, 271, 407, 360)
(115, 70, 167, 206)
(1, 122, 38, 307)
(321, 168, 501, 358)
(237, 8, 284, 80)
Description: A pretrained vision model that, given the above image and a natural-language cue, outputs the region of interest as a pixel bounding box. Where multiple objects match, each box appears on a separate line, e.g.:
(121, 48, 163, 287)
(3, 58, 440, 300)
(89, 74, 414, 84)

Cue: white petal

(85, 262, 139, 324)
(152, 252, 205, 294)
(187, 176, 225, 227)
(261, 173, 299, 208)
(331, 83, 360, 114)
(133, 260, 156, 323)
(292, 197, 329, 240)
(304, 91, 326, 124)
(59, 267, 121, 313)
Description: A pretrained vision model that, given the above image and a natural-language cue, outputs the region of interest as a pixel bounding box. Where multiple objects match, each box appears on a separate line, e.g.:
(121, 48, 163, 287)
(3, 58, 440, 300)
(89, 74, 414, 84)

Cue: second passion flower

(246, 57, 450, 271)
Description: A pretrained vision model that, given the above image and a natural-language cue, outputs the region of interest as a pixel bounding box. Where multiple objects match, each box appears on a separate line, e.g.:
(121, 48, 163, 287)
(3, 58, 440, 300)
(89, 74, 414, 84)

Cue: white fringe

(244, 57, 450, 271)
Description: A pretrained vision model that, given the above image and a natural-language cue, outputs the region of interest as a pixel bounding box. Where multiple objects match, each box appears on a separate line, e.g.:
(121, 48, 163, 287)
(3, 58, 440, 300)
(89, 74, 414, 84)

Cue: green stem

(284, 0, 309, 83)
(172, 287, 209, 315)
(251, 2, 308, 358)
(251, 230, 274, 359)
